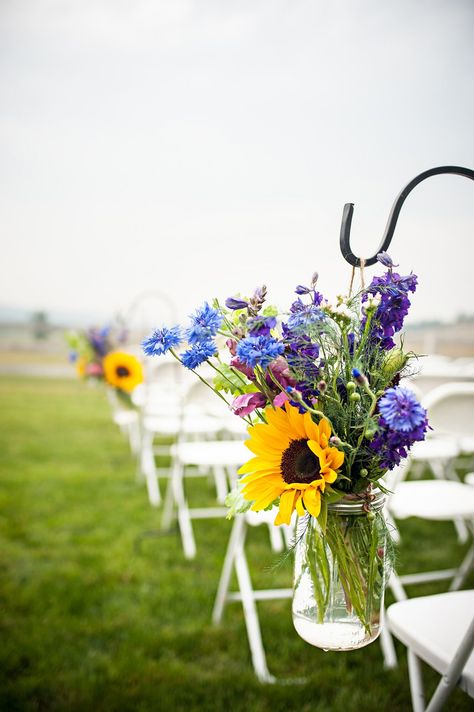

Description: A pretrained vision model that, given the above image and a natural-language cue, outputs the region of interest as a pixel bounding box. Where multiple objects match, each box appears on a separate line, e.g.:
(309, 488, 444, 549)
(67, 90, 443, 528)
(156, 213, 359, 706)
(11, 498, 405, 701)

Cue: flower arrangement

(66, 327, 144, 395)
(142, 252, 428, 646)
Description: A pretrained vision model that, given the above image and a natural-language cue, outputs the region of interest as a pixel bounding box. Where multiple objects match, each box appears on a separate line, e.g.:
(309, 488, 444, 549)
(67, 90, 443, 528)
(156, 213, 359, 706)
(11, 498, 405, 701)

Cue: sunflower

(239, 401, 344, 525)
(76, 356, 87, 378)
(103, 351, 144, 393)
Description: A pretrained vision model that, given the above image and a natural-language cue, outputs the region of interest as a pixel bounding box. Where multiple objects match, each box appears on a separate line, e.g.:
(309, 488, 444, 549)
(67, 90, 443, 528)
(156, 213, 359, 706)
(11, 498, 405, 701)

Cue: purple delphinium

(378, 387, 426, 432)
(236, 335, 284, 369)
(362, 270, 418, 350)
(180, 340, 217, 369)
(186, 302, 223, 345)
(247, 315, 277, 336)
(142, 325, 182, 356)
(88, 327, 110, 357)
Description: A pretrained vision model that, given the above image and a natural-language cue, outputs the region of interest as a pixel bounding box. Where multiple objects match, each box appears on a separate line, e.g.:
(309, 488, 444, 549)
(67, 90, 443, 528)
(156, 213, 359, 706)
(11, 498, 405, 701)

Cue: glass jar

(292, 490, 390, 651)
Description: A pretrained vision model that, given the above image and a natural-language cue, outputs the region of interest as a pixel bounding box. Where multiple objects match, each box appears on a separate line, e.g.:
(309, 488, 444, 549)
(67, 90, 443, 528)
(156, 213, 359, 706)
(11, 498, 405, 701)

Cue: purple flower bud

(376, 252, 398, 268)
(230, 392, 267, 417)
(295, 285, 311, 295)
(351, 368, 367, 386)
(225, 297, 248, 310)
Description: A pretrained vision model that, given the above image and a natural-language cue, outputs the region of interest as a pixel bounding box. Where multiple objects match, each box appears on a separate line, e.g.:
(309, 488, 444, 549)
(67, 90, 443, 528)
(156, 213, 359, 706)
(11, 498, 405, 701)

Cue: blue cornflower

(378, 387, 426, 432)
(180, 340, 217, 369)
(142, 325, 182, 356)
(287, 297, 324, 331)
(236, 335, 284, 369)
(186, 302, 223, 344)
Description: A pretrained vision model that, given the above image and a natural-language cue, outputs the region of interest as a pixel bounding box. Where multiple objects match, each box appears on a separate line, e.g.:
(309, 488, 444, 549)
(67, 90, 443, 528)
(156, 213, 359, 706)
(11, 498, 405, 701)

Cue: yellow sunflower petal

(295, 494, 306, 516)
(303, 411, 320, 441)
(274, 489, 299, 525)
(302, 487, 321, 518)
(284, 401, 307, 439)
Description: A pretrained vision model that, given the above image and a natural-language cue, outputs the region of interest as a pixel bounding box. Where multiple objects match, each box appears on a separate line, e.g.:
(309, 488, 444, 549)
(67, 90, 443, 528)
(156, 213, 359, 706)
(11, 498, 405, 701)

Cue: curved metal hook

(340, 165, 474, 267)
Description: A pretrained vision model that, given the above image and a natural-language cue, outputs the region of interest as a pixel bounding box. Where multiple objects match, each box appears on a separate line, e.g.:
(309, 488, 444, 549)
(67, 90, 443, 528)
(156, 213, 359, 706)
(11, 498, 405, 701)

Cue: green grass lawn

(0, 376, 473, 711)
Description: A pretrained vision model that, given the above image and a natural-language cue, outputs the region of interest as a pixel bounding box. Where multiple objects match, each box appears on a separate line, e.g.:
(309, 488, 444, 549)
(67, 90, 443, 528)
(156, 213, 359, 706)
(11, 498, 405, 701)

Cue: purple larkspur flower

(236, 335, 284, 369)
(378, 387, 426, 432)
(142, 325, 182, 356)
(370, 413, 429, 470)
(362, 270, 418, 350)
(180, 340, 217, 369)
(186, 302, 223, 344)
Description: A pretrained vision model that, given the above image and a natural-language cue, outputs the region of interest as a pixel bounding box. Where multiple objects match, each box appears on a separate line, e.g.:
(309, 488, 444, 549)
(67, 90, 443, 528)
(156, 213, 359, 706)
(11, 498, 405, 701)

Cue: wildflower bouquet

(143, 252, 428, 647)
(66, 326, 143, 396)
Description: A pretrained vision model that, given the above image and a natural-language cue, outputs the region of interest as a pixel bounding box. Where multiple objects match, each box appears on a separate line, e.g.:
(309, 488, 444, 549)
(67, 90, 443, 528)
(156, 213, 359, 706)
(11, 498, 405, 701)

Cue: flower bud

(347, 381, 356, 393)
(349, 392, 361, 402)
(359, 468, 368, 478)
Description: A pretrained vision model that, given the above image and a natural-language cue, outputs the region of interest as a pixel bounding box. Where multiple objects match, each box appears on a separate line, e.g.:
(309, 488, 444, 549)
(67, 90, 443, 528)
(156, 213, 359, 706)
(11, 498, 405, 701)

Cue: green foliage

(0, 376, 472, 711)
(213, 363, 256, 396)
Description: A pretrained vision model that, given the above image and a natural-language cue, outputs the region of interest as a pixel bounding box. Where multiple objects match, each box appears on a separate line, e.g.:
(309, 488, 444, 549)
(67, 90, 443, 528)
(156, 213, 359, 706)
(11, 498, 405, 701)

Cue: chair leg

(267, 522, 284, 553)
(171, 461, 196, 559)
(449, 541, 474, 591)
(140, 430, 161, 507)
(212, 515, 246, 624)
(379, 617, 398, 669)
(233, 533, 276, 683)
(407, 649, 426, 712)
(388, 571, 408, 602)
(213, 465, 229, 504)
(161, 466, 176, 531)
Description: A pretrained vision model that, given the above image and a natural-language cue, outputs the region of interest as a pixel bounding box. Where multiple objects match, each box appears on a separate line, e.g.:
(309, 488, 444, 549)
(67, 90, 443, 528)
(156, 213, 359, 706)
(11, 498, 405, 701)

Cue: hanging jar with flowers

(142, 252, 429, 650)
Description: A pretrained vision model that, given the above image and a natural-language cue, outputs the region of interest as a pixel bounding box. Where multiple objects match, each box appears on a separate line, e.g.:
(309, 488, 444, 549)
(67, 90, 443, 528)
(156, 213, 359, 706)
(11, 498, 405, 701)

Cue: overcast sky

(1, 0, 473, 330)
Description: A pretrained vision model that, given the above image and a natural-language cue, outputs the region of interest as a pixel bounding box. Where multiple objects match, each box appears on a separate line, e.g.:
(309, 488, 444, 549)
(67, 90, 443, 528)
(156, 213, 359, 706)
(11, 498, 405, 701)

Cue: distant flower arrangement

(66, 327, 143, 395)
(142, 252, 428, 525)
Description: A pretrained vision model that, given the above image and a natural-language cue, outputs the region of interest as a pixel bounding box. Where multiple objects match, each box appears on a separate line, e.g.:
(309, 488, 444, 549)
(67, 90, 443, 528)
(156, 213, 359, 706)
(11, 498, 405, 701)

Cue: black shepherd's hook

(340, 165, 474, 267)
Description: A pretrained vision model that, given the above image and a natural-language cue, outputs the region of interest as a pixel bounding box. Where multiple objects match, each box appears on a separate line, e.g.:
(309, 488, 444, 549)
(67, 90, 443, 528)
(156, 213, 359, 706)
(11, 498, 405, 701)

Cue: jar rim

(327, 488, 385, 514)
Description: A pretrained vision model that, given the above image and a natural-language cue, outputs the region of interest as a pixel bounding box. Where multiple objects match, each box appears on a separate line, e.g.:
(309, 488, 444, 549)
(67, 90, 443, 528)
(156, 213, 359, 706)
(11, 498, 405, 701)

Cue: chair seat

(143, 414, 224, 436)
(387, 590, 474, 696)
(170, 440, 249, 467)
(410, 437, 460, 461)
(113, 410, 138, 426)
(389, 480, 474, 520)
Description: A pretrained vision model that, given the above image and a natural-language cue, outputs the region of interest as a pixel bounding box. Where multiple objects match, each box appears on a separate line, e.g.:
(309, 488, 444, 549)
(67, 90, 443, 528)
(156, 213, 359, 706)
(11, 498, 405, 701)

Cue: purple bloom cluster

(236, 335, 284, 369)
(88, 327, 111, 357)
(371, 386, 428, 469)
(247, 315, 277, 336)
(142, 325, 182, 356)
(362, 270, 418, 350)
(186, 302, 223, 345)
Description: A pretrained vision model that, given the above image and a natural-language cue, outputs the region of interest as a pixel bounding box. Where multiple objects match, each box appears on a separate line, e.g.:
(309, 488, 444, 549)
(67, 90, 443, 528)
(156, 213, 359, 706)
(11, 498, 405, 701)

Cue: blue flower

(286, 297, 324, 331)
(378, 387, 426, 432)
(180, 340, 217, 369)
(186, 302, 223, 344)
(142, 325, 182, 356)
(236, 335, 284, 369)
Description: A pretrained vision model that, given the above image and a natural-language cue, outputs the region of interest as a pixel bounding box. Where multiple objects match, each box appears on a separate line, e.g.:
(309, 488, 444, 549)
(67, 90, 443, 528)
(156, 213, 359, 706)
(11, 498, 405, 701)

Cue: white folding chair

(387, 590, 474, 711)
(387, 469, 474, 601)
(162, 439, 251, 559)
(212, 509, 294, 683)
(106, 386, 141, 455)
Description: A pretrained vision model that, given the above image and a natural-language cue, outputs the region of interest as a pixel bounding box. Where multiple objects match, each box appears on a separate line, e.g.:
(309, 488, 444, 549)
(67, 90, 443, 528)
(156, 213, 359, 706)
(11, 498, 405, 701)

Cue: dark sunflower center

(280, 438, 321, 484)
(116, 366, 130, 377)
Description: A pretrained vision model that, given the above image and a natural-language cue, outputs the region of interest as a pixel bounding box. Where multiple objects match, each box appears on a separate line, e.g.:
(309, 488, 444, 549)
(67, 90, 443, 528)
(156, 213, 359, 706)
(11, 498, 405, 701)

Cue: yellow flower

(103, 351, 144, 393)
(76, 356, 86, 378)
(238, 402, 344, 525)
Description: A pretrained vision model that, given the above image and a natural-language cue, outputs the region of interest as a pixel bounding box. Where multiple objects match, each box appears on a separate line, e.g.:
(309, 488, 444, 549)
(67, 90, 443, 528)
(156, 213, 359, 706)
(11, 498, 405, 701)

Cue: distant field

(0, 376, 473, 711)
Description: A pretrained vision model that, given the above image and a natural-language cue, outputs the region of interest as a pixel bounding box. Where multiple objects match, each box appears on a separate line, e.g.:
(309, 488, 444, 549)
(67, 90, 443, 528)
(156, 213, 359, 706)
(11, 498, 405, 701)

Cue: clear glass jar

(292, 490, 389, 651)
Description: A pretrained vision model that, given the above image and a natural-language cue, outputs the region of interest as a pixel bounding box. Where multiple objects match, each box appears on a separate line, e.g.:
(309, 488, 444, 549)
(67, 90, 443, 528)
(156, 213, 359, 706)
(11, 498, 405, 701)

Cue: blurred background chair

(386, 589, 474, 711)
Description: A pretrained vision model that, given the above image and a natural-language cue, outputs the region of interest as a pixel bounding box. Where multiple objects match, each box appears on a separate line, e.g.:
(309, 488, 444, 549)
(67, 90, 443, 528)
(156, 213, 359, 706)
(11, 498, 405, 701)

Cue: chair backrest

(422, 382, 474, 439)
